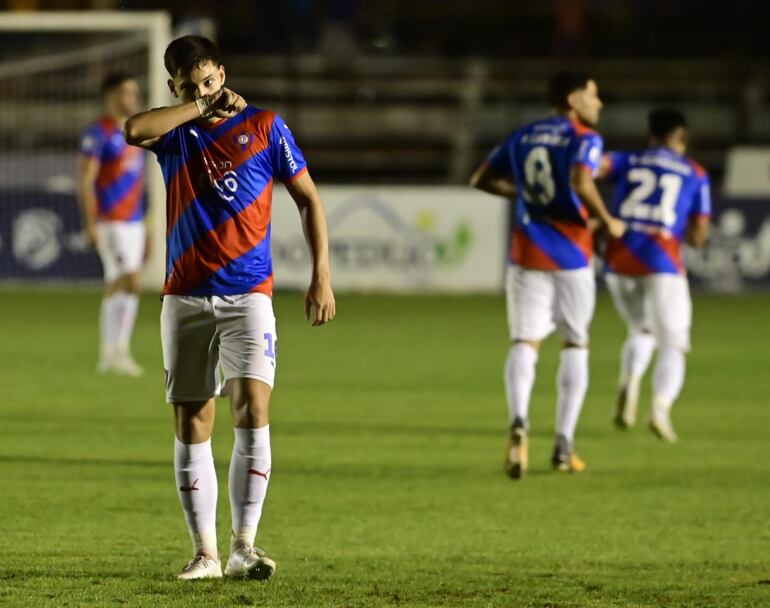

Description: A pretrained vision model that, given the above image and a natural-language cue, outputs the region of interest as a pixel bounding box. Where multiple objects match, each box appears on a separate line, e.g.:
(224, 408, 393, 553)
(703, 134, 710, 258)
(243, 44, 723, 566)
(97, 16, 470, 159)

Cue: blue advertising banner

(0, 191, 101, 281)
(685, 197, 770, 292)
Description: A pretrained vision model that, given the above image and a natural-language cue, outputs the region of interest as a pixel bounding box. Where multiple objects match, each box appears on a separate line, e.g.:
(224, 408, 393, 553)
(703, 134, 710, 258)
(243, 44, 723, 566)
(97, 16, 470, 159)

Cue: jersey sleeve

(572, 133, 604, 176)
(150, 126, 181, 157)
(690, 174, 712, 217)
(269, 115, 308, 182)
(602, 151, 627, 182)
(79, 125, 105, 159)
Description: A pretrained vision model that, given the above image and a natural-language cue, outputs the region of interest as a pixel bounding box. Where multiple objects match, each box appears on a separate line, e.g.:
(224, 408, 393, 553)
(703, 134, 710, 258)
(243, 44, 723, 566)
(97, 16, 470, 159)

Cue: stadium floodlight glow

(0, 12, 172, 289)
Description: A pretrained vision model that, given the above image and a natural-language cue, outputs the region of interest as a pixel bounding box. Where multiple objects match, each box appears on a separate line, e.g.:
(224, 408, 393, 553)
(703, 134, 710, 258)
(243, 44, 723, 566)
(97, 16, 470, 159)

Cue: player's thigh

(112, 221, 146, 277)
(505, 265, 556, 342)
(553, 267, 596, 345)
(160, 296, 220, 403)
(648, 274, 692, 351)
(95, 222, 121, 284)
(605, 273, 650, 333)
(215, 293, 277, 389)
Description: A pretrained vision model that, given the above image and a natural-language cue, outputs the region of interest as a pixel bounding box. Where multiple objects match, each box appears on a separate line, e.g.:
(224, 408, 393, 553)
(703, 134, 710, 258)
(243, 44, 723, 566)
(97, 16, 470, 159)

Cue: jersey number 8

(523, 146, 555, 206)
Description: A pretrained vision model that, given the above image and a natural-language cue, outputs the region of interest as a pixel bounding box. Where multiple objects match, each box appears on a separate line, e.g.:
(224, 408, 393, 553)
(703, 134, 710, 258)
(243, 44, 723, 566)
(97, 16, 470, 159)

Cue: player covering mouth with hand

(124, 35, 336, 580)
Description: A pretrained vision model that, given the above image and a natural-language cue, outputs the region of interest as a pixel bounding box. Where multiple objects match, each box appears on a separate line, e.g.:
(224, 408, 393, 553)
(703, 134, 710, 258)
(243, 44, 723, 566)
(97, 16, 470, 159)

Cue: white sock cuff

(512, 342, 539, 362)
(234, 425, 270, 451)
(561, 346, 588, 362)
(174, 437, 213, 461)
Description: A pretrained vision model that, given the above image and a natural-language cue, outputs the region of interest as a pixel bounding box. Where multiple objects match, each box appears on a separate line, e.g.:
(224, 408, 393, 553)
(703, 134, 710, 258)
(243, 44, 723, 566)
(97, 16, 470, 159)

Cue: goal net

(0, 11, 171, 288)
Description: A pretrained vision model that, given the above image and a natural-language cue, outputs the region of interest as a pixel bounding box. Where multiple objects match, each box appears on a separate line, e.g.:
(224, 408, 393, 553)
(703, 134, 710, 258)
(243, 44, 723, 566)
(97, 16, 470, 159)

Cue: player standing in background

(599, 108, 710, 441)
(470, 70, 625, 479)
(78, 73, 146, 376)
(124, 36, 335, 580)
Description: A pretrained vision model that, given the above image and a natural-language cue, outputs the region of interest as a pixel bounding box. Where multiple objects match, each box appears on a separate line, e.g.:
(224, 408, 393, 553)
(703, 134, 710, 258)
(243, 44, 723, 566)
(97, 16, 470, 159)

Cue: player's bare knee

(514, 339, 540, 352)
(563, 341, 588, 349)
(173, 400, 215, 443)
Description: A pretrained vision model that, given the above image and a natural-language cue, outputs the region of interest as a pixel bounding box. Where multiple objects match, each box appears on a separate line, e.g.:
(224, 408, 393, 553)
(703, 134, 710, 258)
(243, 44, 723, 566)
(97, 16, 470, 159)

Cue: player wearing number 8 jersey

(599, 108, 711, 441)
(471, 70, 625, 479)
(124, 35, 336, 580)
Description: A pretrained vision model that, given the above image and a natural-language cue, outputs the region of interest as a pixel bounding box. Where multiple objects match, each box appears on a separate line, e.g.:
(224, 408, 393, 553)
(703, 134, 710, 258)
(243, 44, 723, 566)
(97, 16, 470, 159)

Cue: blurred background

(1, 0, 769, 293)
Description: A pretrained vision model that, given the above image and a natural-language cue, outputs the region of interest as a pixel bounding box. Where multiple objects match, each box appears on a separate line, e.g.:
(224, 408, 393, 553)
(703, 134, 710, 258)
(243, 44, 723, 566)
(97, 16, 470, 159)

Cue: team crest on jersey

(234, 133, 253, 149)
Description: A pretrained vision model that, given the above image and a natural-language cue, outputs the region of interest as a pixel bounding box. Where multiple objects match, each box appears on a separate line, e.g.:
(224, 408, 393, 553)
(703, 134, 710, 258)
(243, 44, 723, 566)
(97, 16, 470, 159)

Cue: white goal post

(0, 11, 172, 289)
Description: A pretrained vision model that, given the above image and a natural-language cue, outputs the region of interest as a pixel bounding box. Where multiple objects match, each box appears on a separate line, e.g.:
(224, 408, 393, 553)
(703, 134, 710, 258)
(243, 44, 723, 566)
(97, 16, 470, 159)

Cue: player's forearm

(76, 181, 98, 227)
(685, 219, 710, 247)
(571, 171, 613, 225)
(299, 198, 332, 279)
(124, 103, 200, 145)
(469, 163, 517, 198)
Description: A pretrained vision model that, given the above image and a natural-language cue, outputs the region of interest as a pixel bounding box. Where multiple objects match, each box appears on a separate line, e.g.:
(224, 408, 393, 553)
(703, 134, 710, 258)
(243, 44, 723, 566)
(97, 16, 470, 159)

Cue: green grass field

(1, 290, 768, 607)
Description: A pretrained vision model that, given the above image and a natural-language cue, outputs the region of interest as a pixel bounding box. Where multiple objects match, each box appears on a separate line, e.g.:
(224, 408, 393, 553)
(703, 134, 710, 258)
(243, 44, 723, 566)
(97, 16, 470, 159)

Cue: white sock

(620, 332, 656, 385)
(99, 294, 121, 359)
(228, 425, 271, 550)
(652, 347, 686, 413)
(504, 343, 538, 426)
(114, 292, 139, 354)
(555, 347, 589, 442)
(174, 437, 218, 558)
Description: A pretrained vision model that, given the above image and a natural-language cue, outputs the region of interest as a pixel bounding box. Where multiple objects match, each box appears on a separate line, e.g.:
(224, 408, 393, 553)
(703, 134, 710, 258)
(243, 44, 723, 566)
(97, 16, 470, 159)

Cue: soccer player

(470, 70, 625, 479)
(77, 72, 146, 376)
(600, 108, 710, 441)
(123, 36, 336, 579)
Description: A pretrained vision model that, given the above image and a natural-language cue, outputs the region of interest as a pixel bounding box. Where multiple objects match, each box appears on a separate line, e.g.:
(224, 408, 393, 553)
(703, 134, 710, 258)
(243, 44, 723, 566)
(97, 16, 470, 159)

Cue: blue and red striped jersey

(152, 106, 307, 297)
(80, 116, 146, 222)
(487, 115, 603, 271)
(603, 147, 711, 275)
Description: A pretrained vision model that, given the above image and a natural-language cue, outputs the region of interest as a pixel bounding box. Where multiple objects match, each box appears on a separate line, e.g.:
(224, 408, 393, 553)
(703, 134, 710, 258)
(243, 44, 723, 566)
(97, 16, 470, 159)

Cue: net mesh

(0, 30, 149, 282)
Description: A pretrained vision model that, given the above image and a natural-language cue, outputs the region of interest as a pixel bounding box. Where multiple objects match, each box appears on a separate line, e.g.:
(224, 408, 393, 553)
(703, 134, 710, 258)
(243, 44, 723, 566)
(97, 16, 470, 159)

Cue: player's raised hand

(209, 88, 246, 118)
(606, 216, 627, 239)
(304, 276, 336, 327)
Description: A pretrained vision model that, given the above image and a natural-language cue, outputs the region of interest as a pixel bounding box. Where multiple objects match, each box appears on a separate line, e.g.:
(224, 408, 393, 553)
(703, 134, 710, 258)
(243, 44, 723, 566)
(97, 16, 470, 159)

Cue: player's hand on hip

(606, 217, 627, 239)
(305, 277, 336, 326)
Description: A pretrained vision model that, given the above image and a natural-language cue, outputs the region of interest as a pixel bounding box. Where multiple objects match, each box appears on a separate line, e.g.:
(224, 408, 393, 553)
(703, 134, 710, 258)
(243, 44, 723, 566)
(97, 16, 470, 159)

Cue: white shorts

(605, 273, 692, 351)
(160, 293, 277, 403)
(505, 265, 596, 345)
(96, 221, 145, 283)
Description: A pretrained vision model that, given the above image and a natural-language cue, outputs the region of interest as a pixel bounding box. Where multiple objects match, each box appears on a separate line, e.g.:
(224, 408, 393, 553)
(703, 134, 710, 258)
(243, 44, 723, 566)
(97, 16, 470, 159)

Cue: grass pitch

(0, 290, 768, 607)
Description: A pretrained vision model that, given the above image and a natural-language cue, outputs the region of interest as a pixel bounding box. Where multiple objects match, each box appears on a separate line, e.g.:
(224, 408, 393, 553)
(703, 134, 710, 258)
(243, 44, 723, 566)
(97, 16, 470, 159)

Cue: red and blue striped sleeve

(572, 133, 603, 175)
(80, 124, 106, 159)
(269, 115, 308, 182)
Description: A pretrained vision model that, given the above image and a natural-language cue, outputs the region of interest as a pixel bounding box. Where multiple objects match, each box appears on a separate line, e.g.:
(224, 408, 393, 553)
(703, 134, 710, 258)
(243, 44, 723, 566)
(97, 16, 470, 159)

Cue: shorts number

(523, 146, 556, 206)
(619, 168, 682, 228)
(263, 332, 276, 359)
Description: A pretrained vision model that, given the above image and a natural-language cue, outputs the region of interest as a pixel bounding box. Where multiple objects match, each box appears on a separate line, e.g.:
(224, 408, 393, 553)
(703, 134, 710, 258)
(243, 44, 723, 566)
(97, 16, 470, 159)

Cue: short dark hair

(648, 107, 687, 140)
(101, 71, 133, 95)
(548, 70, 591, 108)
(164, 35, 221, 78)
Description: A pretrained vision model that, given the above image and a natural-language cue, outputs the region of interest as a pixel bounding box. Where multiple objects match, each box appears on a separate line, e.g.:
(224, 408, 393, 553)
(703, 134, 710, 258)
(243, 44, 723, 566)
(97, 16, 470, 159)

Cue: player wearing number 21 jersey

(600, 107, 710, 442)
(470, 70, 625, 480)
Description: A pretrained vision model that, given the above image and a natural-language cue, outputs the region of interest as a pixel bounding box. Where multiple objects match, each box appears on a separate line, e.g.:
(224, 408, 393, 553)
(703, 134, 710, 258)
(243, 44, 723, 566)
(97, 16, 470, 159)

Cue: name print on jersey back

(488, 115, 604, 270)
(604, 147, 711, 275)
